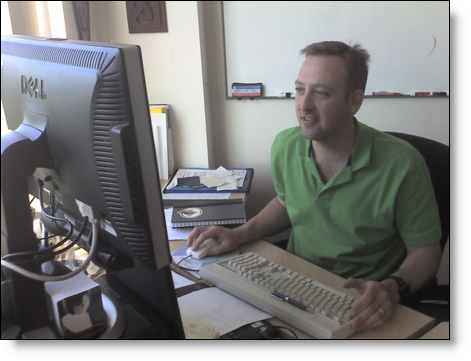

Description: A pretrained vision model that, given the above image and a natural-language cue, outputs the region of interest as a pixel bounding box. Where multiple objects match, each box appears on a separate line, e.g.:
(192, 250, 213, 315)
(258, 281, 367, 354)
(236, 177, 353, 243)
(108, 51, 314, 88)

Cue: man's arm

(384, 242, 442, 297)
(343, 241, 442, 332)
(238, 196, 291, 242)
(187, 196, 291, 255)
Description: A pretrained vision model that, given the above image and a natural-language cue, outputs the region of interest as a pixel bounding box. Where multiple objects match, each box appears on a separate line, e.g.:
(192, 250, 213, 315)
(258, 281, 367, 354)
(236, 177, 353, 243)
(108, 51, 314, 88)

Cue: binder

(163, 168, 254, 194)
(150, 104, 174, 180)
(171, 203, 246, 228)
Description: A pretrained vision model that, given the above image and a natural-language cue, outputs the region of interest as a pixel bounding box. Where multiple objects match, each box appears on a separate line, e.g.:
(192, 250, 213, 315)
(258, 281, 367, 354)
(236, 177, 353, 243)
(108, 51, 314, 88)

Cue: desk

(420, 322, 449, 339)
(170, 239, 436, 339)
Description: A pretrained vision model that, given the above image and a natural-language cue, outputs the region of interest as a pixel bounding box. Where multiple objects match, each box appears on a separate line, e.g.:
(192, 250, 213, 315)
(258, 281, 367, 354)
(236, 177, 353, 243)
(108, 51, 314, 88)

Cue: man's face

(295, 55, 360, 142)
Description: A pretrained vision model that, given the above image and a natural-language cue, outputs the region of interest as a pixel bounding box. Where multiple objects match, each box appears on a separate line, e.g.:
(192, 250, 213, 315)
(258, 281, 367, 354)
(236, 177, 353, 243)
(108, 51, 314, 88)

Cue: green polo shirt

(271, 120, 441, 281)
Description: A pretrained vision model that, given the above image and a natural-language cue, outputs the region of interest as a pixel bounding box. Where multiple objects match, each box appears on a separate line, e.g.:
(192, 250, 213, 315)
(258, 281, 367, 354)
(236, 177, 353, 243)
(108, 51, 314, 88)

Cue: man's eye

(295, 87, 304, 93)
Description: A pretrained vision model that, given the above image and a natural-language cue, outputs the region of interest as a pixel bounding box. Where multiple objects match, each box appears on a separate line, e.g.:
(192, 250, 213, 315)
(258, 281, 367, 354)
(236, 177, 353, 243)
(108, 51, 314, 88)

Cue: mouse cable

(175, 254, 191, 267)
(172, 255, 201, 272)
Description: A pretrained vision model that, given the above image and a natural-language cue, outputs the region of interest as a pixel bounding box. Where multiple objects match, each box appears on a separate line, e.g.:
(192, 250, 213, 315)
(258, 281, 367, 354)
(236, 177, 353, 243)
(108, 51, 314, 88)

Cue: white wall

(89, 1, 211, 170)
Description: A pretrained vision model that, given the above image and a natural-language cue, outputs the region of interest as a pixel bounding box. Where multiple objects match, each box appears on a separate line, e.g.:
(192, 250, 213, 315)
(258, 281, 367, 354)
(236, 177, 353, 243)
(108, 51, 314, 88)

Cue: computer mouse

(186, 238, 219, 259)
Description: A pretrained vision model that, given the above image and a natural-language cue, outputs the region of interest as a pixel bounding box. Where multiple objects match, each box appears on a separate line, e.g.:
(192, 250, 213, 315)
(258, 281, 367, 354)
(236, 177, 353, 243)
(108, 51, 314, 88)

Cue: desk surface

(170, 239, 435, 339)
(420, 322, 449, 339)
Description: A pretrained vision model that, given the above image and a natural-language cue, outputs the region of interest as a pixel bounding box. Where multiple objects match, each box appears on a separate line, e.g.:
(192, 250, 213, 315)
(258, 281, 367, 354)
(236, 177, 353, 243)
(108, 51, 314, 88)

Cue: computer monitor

(1, 35, 184, 338)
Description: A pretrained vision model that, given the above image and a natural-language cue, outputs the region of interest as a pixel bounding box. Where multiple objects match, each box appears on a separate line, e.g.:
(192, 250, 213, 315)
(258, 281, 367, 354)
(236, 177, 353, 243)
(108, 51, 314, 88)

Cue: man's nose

(299, 93, 315, 112)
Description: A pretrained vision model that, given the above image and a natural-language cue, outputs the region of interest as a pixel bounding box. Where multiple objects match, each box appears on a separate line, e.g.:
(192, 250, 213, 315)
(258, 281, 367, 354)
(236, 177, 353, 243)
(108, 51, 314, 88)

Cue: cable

(1, 217, 89, 263)
(38, 181, 75, 248)
(272, 326, 299, 339)
(38, 234, 60, 242)
(172, 254, 201, 272)
(53, 217, 89, 255)
(176, 254, 191, 268)
(1, 220, 99, 282)
(1, 180, 76, 264)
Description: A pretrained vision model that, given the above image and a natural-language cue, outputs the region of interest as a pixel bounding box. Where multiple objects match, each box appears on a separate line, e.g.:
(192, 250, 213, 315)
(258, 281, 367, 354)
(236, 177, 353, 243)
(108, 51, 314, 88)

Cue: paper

(171, 271, 195, 289)
(167, 167, 247, 191)
(213, 166, 234, 177)
(177, 287, 272, 336)
(216, 175, 239, 191)
(181, 314, 220, 339)
(200, 175, 226, 188)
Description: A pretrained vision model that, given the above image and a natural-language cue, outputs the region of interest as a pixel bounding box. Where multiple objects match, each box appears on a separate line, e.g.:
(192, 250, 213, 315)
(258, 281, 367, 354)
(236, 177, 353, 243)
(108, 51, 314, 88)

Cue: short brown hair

(300, 41, 370, 93)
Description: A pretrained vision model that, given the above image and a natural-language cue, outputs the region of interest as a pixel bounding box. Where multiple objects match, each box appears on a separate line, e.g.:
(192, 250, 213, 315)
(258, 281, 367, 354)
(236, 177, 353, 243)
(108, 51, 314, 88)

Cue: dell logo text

(21, 75, 47, 100)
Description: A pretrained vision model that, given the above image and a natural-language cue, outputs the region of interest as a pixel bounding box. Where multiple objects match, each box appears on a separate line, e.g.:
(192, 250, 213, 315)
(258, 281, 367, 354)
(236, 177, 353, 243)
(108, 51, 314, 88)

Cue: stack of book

(162, 167, 253, 228)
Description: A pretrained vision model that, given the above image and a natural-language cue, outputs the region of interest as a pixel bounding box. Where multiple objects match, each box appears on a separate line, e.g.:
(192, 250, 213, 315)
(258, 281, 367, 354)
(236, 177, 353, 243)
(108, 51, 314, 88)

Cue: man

(187, 41, 442, 332)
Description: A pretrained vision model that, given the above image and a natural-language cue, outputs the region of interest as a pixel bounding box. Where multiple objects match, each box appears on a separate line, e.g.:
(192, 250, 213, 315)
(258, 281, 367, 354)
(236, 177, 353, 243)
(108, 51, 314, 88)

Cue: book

(171, 203, 246, 228)
(163, 193, 246, 207)
(161, 179, 246, 207)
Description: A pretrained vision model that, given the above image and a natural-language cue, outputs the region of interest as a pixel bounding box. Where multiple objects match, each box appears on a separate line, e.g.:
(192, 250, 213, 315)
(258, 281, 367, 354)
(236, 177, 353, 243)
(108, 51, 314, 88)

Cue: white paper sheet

(166, 167, 247, 191)
(177, 287, 271, 335)
(171, 271, 195, 289)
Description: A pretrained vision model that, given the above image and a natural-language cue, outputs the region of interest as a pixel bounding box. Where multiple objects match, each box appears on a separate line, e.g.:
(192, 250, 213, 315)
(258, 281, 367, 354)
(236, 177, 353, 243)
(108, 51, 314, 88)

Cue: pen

(270, 291, 313, 313)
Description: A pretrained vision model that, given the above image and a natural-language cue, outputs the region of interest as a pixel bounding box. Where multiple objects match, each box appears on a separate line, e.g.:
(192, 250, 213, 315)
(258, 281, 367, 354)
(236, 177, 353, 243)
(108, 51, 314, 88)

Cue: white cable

(1, 220, 99, 282)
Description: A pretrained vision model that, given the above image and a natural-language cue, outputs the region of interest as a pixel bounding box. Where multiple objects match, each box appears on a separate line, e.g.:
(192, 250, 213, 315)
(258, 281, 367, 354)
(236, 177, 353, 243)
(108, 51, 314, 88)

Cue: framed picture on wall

(126, 1, 168, 33)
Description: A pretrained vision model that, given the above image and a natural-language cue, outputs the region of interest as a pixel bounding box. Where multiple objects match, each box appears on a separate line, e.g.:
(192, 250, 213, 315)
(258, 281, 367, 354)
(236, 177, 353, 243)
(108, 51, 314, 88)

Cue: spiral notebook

(171, 203, 246, 228)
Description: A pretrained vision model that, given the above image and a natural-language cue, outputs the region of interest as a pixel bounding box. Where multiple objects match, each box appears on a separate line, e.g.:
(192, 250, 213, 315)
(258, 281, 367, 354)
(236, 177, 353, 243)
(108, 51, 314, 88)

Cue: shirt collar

(350, 118, 373, 171)
(305, 117, 372, 171)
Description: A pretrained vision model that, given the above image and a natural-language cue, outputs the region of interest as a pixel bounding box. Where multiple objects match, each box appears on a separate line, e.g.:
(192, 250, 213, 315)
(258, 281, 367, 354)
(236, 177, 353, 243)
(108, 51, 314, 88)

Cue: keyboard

(199, 252, 357, 339)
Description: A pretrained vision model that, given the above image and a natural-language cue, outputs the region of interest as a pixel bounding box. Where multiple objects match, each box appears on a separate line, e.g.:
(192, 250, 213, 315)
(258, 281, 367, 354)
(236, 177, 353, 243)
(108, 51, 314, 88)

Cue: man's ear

(350, 89, 365, 115)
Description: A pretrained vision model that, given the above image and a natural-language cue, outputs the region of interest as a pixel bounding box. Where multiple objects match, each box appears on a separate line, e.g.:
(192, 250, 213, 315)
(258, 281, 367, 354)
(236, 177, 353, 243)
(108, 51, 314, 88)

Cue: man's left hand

(342, 278, 400, 332)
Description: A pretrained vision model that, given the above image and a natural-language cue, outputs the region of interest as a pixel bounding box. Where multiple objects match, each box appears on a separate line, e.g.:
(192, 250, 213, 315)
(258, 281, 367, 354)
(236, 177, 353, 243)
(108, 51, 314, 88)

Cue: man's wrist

(381, 278, 401, 305)
(233, 224, 253, 245)
(384, 275, 411, 303)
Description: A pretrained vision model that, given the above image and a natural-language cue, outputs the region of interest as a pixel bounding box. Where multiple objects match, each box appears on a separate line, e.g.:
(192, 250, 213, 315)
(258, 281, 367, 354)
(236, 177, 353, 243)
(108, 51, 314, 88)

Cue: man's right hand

(186, 225, 244, 257)
(186, 196, 291, 258)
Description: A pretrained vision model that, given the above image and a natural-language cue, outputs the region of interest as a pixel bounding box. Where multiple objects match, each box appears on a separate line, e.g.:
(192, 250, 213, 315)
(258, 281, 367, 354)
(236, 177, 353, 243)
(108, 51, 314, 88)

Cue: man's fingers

(352, 305, 391, 331)
(187, 226, 216, 248)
